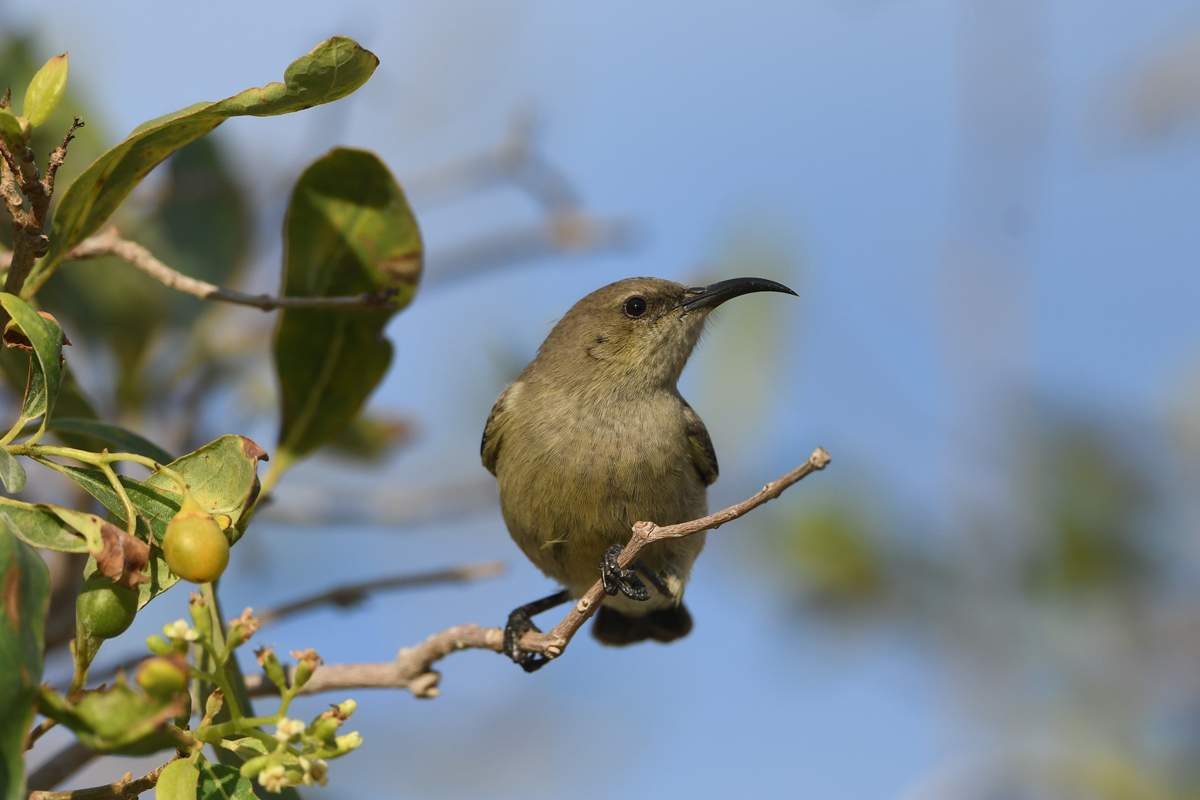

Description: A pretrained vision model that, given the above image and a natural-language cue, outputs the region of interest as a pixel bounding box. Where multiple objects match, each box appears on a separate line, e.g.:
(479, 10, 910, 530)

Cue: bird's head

(533, 276, 796, 391)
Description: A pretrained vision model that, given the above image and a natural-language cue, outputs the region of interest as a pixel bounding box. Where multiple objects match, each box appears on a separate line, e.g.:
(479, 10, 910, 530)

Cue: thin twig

(24, 741, 94, 794)
(426, 215, 642, 288)
(532, 447, 831, 656)
(82, 561, 507, 689)
(1, 117, 82, 298)
(245, 624, 503, 700)
(404, 112, 577, 212)
(66, 228, 405, 311)
(256, 560, 506, 625)
(42, 118, 84, 199)
(28, 754, 179, 800)
(246, 449, 830, 699)
(25, 718, 57, 750)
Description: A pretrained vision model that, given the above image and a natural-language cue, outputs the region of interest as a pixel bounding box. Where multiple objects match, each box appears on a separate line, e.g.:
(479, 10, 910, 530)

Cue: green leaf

(0, 353, 101, 452)
(157, 758, 200, 800)
(21, 52, 67, 127)
(274, 148, 422, 472)
(39, 505, 107, 552)
(0, 525, 49, 800)
(45, 463, 171, 545)
(0, 449, 24, 493)
(48, 435, 267, 608)
(1, 501, 89, 553)
(37, 682, 184, 755)
(48, 418, 173, 464)
(0, 294, 64, 438)
(26, 37, 378, 296)
(0, 107, 24, 150)
(199, 763, 256, 800)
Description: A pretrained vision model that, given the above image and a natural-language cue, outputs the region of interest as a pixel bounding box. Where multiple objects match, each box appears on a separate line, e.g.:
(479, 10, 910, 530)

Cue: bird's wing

(681, 401, 719, 486)
(481, 383, 514, 475)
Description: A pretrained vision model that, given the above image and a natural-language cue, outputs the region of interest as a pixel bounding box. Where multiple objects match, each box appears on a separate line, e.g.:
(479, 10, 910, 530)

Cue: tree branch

(82, 561, 506, 691)
(1, 117, 83, 299)
(245, 448, 830, 699)
(66, 228, 404, 311)
(27, 754, 179, 800)
(256, 560, 506, 626)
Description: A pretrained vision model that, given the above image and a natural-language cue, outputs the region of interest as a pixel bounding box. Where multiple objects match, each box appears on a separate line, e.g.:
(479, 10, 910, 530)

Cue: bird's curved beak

(679, 277, 797, 314)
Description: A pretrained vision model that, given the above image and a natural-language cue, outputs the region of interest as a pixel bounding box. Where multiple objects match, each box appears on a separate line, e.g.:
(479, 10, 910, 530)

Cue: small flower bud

(256, 646, 287, 690)
(227, 608, 259, 650)
(145, 635, 173, 656)
(307, 716, 340, 744)
(239, 755, 270, 780)
(289, 649, 322, 689)
(189, 595, 212, 639)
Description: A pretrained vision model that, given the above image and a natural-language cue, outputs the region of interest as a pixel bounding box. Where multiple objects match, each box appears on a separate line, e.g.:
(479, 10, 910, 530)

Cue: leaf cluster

(0, 37, 422, 799)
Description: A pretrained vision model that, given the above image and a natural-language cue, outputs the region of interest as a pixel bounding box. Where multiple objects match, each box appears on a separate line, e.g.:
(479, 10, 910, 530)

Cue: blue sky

(11, 1, 1200, 797)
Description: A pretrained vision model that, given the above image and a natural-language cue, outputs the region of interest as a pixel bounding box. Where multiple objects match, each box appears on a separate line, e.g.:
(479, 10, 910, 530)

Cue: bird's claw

(504, 608, 551, 673)
(600, 544, 650, 601)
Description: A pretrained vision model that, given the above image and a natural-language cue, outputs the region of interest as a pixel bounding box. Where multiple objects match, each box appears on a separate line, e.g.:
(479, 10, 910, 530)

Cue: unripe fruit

(162, 497, 229, 583)
(76, 574, 138, 639)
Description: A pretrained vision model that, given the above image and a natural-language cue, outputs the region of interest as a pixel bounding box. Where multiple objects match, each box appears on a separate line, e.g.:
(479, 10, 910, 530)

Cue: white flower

(258, 764, 287, 793)
(299, 757, 328, 787)
(275, 717, 305, 742)
(162, 620, 199, 642)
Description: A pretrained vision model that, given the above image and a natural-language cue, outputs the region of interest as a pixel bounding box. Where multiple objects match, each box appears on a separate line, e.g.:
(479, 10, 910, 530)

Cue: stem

(195, 717, 284, 744)
(0, 414, 28, 447)
(8, 442, 190, 498)
(97, 461, 137, 536)
(68, 620, 93, 696)
(258, 451, 292, 498)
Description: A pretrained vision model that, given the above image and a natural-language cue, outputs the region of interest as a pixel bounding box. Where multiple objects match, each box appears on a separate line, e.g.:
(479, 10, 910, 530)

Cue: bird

(481, 276, 796, 670)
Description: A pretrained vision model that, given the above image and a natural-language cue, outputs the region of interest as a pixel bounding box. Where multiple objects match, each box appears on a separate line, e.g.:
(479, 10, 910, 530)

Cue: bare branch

(83, 561, 506, 692)
(25, 741, 95, 795)
(28, 753, 179, 800)
(532, 447, 831, 656)
(66, 228, 404, 311)
(42, 117, 85, 198)
(25, 718, 57, 751)
(246, 624, 503, 700)
(259, 478, 499, 528)
(405, 111, 577, 212)
(426, 215, 642, 288)
(256, 560, 506, 625)
(247, 449, 830, 699)
(1, 116, 83, 299)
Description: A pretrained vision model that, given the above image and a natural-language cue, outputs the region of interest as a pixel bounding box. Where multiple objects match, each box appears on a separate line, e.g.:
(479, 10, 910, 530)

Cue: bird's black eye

(623, 296, 648, 318)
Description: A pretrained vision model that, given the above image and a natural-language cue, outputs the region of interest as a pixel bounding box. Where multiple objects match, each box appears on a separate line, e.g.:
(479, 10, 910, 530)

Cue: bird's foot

(600, 544, 650, 601)
(503, 589, 570, 673)
(635, 560, 673, 597)
(504, 609, 551, 673)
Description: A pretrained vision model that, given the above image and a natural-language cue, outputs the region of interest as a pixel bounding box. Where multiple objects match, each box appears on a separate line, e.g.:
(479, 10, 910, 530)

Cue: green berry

(76, 574, 138, 639)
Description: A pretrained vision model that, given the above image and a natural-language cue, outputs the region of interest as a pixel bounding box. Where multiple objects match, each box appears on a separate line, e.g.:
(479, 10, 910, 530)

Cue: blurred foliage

(0, 34, 396, 798)
(773, 499, 885, 610)
(768, 411, 1196, 799)
(0, 37, 108, 249)
(38, 135, 250, 411)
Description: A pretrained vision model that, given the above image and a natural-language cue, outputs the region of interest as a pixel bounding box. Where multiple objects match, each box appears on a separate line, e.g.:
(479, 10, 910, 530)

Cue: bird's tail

(592, 602, 693, 646)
